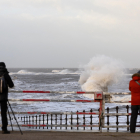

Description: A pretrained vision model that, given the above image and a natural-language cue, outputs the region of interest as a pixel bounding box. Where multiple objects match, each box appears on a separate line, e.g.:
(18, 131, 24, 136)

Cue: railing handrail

(1, 111, 99, 115)
(7, 90, 135, 131)
(9, 90, 101, 94)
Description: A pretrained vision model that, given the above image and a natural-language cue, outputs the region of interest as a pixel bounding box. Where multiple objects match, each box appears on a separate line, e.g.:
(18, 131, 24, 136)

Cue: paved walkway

(0, 131, 140, 140)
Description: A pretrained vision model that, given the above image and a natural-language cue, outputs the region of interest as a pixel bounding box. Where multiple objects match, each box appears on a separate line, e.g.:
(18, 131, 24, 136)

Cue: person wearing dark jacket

(129, 73, 140, 133)
(0, 62, 14, 134)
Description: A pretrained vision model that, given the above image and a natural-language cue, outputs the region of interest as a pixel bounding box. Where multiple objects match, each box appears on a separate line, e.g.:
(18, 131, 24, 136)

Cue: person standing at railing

(129, 73, 140, 133)
(0, 62, 14, 134)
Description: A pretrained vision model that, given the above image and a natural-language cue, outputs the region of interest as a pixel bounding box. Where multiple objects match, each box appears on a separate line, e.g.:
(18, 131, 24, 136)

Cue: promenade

(0, 131, 140, 140)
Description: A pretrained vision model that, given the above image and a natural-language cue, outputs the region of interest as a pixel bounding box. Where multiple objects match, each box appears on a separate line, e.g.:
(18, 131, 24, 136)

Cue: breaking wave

(9, 69, 80, 75)
(79, 55, 125, 99)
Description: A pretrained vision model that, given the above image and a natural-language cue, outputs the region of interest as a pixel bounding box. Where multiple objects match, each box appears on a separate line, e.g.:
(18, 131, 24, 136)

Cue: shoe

(2, 130, 10, 134)
(130, 131, 135, 133)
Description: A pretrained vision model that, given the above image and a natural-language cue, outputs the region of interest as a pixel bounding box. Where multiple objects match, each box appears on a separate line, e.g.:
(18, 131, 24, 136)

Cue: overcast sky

(0, 0, 140, 68)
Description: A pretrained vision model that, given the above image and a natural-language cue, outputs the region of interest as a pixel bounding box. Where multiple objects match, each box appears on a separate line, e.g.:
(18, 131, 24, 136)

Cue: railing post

(116, 106, 119, 132)
(94, 92, 103, 132)
(107, 107, 109, 131)
(99, 95, 105, 132)
(99, 100, 102, 132)
(126, 105, 129, 131)
(102, 93, 105, 129)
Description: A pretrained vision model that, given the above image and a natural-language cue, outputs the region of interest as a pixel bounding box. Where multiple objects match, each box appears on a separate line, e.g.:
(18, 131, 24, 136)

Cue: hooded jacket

(129, 76, 140, 105)
(0, 62, 14, 101)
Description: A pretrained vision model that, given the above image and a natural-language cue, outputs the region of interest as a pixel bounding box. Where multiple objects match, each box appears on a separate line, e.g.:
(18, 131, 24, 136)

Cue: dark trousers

(130, 105, 140, 133)
(0, 101, 8, 131)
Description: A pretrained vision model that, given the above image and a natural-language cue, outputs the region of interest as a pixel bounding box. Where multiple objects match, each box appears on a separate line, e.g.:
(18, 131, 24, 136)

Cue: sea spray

(79, 55, 125, 99)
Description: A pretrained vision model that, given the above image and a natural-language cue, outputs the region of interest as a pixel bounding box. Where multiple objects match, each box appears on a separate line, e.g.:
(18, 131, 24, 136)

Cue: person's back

(0, 62, 14, 134)
(129, 73, 140, 133)
(129, 75, 140, 105)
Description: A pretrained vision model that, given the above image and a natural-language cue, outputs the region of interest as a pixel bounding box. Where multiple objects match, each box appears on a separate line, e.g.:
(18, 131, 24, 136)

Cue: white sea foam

(9, 69, 80, 75)
(9, 70, 35, 75)
(52, 70, 61, 73)
(17, 70, 35, 74)
(111, 95, 131, 102)
(53, 69, 80, 74)
(58, 69, 70, 74)
(79, 55, 125, 99)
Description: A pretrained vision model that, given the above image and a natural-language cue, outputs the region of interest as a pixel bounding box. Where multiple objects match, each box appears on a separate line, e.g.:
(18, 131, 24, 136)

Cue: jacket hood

(0, 62, 9, 76)
(0, 62, 6, 68)
(132, 76, 140, 81)
(0, 67, 9, 76)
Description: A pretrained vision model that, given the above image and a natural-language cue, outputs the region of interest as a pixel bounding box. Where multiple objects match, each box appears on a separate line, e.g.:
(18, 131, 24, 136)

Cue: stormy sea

(5, 67, 139, 131)
(3, 56, 140, 131)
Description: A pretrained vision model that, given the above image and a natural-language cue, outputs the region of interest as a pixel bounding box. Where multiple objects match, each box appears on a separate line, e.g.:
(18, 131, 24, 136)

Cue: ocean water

(5, 68, 140, 131)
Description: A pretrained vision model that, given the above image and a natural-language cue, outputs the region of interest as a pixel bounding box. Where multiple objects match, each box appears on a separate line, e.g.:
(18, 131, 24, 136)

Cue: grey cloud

(0, 0, 140, 68)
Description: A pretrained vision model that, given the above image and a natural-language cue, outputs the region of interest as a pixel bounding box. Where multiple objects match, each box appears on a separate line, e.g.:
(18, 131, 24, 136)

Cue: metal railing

(0, 90, 139, 132)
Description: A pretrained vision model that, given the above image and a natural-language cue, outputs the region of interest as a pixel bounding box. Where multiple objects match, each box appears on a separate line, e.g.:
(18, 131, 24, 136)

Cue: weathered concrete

(0, 131, 140, 140)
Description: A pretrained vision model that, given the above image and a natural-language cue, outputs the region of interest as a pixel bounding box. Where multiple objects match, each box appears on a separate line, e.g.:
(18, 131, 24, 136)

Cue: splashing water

(79, 55, 125, 98)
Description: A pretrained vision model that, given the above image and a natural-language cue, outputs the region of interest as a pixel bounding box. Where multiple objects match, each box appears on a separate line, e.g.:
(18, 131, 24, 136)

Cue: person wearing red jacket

(129, 73, 140, 133)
